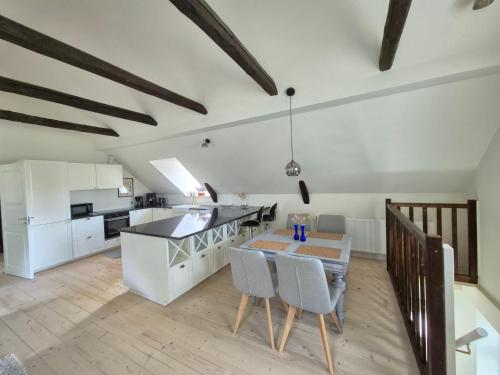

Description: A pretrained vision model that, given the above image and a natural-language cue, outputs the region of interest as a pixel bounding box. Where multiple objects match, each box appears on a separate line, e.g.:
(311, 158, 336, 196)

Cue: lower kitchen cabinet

(30, 221, 72, 272)
(169, 259, 194, 301)
(71, 216, 105, 258)
(130, 208, 153, 226)
(193, 248, 212, 284)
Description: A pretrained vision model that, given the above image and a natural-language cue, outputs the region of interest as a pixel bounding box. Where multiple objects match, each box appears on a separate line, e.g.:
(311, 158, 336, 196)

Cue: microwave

(71, 203, 93, 219)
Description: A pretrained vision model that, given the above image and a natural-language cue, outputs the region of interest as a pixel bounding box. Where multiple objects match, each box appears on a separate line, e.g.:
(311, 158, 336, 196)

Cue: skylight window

(150, 158, 206, 196)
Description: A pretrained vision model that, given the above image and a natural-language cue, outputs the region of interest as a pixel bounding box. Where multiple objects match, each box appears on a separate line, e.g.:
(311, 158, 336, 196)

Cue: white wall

(168, 192, 468, 222)
(70, 169, 151, 211)
(476, 127, 500, 305)
(0, 120, 108, 164)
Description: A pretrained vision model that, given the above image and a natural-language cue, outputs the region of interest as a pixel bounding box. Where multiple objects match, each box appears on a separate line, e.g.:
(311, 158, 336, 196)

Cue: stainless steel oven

(104, 211, 130, 240)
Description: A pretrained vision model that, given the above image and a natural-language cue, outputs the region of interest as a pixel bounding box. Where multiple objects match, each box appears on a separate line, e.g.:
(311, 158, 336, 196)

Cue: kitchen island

(120, 206, 260, 305)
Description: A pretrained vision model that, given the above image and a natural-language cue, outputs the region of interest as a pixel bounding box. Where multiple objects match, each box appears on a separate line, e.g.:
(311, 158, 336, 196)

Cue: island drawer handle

(180, 264, 185, 269)
(201, 254, 206, 258)
(86, 236, 92, 240)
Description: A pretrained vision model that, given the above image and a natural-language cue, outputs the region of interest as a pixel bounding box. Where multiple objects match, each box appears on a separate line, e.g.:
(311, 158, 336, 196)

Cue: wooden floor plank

(0, 252, 419, 375)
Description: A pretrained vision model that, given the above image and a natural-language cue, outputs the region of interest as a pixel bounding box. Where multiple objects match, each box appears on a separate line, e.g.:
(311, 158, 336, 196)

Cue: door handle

(27, 216, 35, 225)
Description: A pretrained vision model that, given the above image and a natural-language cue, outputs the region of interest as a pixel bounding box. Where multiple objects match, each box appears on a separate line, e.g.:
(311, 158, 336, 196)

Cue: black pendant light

(285, 87, 301, 177)
(473, 0, 495, 9)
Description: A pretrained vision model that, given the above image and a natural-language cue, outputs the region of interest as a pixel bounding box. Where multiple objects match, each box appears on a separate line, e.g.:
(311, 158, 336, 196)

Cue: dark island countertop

(120, 206, 261, 240)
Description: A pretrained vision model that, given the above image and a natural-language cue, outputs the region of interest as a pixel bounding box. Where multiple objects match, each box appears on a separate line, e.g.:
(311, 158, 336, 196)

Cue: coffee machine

(146, 193, 157, 207)
(134, 196, 144, 208)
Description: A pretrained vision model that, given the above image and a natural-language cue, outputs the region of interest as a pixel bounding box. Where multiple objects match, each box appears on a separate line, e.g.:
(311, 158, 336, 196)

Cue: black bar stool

(262, 203, 278, 230)
(240, 206, 264, 239)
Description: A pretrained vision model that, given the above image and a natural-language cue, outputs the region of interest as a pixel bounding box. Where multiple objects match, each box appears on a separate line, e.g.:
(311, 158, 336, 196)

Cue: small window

(150, 158, 206, 196)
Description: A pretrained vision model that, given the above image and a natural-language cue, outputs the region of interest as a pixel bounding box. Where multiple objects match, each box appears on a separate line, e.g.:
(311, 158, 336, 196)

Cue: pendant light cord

(289, 94, 294, 161)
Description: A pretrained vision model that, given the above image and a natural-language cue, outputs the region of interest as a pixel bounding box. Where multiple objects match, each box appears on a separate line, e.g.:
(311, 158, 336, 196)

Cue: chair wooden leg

(318, 314, 334, 375)
(233, 293, 249, 335)
(297, 309, 303, 319)
(264, 298, 275, 350)
(279, 298, 289, 313)
(330, 310, 341, 333)
(278, 306, 296, 352)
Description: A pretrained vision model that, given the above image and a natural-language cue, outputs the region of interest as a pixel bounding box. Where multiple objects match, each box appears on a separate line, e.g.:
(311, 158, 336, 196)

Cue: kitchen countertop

(121, 206, 260, 240)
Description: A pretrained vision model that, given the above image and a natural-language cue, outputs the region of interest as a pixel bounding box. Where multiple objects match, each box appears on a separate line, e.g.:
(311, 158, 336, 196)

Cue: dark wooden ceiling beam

(0, 109, 119, 137)
(379, 0, 412, 71)
(0, 14, 207, 114)
(0, 76, 157, 126)
(169, 0, 277, 96)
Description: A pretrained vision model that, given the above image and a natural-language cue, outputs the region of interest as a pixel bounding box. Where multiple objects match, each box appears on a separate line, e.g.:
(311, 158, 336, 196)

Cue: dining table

(238, 228, 352, 331)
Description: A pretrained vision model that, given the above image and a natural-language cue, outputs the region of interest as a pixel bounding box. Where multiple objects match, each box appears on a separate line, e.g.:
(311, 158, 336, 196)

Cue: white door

(25, 161, 70, 225)
(68, 163, 96, 190)
(0, 163, 32, 278)
(95, 164, 122, 189)
(30, 221, 72, 271)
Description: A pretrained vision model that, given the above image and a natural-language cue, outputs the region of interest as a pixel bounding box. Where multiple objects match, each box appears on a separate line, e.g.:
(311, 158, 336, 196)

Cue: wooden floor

(0, 252, 419, 375)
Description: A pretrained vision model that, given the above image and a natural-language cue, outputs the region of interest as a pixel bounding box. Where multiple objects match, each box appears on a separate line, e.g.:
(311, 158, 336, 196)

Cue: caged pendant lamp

(285, 87, 301, 177)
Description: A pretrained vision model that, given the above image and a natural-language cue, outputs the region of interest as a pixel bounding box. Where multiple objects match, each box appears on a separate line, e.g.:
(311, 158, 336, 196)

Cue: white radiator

(346, 218, 386, 255)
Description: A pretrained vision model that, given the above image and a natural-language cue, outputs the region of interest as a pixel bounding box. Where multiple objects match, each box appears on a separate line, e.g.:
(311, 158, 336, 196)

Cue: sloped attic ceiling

(108, 72, 500, 194)
(1, 1, 499, 194)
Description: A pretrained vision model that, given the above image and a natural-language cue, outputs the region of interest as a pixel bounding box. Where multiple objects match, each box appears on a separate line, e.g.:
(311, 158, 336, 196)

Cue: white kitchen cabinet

(68, 163, 96, 190)
(130, 208, 153, 226)
(95, 164, 123, 189)
(169, 259, 194, 300)
(30, 221, 72, 272)
(212, 242, 226, 272)
(25, 160, 70, 225)
(105, 237, 121, 249)
(71, 216, 105, 258)
(152, 208, 178, 221)
(193, 249, 212, 284)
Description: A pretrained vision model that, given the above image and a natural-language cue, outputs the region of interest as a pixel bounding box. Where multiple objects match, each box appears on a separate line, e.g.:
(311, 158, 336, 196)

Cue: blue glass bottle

(300, 224, 306, 242)
(293, 224, 300, 240)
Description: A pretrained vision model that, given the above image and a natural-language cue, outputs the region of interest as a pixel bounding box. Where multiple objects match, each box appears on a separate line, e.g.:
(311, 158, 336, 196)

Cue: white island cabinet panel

(95, 164, 122, 189)
(152, 208, 177, 221)
(68, 163, 96, 190)
(121, 232, 171, 305)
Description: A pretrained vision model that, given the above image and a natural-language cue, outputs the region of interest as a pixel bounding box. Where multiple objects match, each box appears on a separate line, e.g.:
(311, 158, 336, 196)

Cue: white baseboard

(351, 249, 386, 261)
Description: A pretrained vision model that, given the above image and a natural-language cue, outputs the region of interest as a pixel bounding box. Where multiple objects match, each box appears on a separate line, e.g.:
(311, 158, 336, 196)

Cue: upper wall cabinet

(68, 163, 96, 191)
(95, 164, 122, 189)
(69, 163, 123, 191)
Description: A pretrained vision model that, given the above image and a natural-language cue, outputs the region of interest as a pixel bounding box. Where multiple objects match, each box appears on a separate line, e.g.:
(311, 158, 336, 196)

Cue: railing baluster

(436, 207, 442, 236)
(422, 207, 428, 234)
(452, 207, 458, 274)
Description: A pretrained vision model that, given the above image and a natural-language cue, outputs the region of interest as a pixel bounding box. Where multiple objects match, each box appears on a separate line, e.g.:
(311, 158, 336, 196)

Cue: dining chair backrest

(317, 215, 346, 234)
(228, 247, 276, 299)
(286, 213, 313, 231)
(276, 254, 333, 314)
(269, 203, 278, 219)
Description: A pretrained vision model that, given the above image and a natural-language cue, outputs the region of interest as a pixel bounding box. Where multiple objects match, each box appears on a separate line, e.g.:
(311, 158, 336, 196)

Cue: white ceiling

(1, 0, 499, 194)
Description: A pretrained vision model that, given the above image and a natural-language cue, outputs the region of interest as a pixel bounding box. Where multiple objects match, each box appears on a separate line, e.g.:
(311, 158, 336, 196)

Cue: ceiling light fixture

(285, 87, 301, 177)
(473, 0, 495, 9)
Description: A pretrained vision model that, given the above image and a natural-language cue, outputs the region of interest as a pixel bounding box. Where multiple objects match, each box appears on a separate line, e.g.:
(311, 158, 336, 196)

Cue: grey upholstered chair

(228, 247, 279, 349)
(276, 254, 345, 375)
(286, 213, 314, 231)
(317, 214, 346, 234)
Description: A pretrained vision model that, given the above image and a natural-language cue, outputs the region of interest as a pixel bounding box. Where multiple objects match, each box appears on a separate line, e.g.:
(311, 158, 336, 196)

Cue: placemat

(308, 231, 344, 240)
(249, 240, 289, 251)
(296, 245, 341, 259)
(273, 229, 294, 236)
